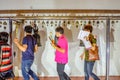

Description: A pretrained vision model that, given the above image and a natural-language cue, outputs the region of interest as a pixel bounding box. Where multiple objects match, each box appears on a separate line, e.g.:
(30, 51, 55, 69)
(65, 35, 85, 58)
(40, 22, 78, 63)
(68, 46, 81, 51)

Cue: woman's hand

(94, 35, 97, 39)
(84, 36, 89, 41)
(80, 53, 84, 60)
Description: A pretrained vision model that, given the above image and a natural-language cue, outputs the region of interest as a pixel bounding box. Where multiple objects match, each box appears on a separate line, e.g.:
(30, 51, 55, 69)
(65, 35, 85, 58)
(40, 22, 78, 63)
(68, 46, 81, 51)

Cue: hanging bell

(42, 21, 45, 25)
(29, 21, 32, 25)
(55, 24, 57, 27)
(63, 21, 66, 26)
(4, 26, 7, 30)
(92, 20, 95, 25)
(88, 20, 91, 24)
(46, 21, 49, 24)
(84, 21, 86, 24)
(0, 21, 2, 24)
(37, 20, 40, 23)
(42, 21, 45, 27)
(76, 25, 78, 28)
(68, 21, 70, 24)
(101, 20, 104, 23)
(59, 21, 61, 24)
(25, 20, 27, 23)
(76, 21, 79, 25)
(96, 21, 99, 24)
(34, 20, 36, 24)
(51, 21, 54, 25)
(93, 20, 95, 23)
(111, 21, 115, 24)
(116, 20, 118, 23)
(63, 21, 66, 24)
(84, 21, 86, 25)
(46, 21, 49, 26)
(80, 21, 83, 23)
(72, 20, 74, 25)
(55, 21, 57, 23)
(3, 21, 7, 25)
(51, 21, 54, 27)
(80, 23, 82, 26)
(96, 21, 100, 27)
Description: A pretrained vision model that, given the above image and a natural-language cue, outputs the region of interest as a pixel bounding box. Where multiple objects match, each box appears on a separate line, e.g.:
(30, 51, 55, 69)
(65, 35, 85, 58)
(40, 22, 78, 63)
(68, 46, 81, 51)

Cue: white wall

(0, 0, 120, 10)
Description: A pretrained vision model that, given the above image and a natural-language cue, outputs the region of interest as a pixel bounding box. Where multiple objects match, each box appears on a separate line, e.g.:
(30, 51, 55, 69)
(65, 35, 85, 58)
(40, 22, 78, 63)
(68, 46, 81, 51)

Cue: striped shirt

(0, 43, 13, 72)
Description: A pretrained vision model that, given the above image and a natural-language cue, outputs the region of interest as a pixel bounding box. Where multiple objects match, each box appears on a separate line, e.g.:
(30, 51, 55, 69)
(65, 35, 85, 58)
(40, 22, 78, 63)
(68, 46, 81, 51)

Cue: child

(0, 32, 14, 80)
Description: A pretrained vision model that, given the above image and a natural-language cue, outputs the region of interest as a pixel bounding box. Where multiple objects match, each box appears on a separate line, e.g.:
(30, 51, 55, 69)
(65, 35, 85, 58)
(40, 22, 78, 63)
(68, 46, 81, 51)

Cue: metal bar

(0, 17, 106, 20)
(9, 19, 12, 50)
(106, 17, 110, 80)
(0, 9, 120, 14)
(1, 16, 120, 20)
(0, 19, 12, 20)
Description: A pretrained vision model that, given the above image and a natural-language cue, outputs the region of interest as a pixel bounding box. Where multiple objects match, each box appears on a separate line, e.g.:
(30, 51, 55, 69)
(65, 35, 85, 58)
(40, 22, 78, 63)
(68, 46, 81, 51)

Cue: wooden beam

(0, 9, 120, 14)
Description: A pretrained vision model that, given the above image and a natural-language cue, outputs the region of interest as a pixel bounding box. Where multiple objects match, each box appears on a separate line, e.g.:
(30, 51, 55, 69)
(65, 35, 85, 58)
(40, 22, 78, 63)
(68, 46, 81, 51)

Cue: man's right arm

(14, 38, 27, 52)
(34, 44, 38, 53)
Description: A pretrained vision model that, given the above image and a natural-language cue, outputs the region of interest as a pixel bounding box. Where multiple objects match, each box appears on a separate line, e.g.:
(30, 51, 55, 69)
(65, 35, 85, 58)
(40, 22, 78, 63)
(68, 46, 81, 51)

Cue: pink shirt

(55, 35, 68, 64)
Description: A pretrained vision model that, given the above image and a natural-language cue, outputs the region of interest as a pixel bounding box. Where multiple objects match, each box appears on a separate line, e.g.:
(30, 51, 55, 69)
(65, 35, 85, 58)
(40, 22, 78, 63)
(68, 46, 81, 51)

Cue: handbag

(88, 45, 99, 61)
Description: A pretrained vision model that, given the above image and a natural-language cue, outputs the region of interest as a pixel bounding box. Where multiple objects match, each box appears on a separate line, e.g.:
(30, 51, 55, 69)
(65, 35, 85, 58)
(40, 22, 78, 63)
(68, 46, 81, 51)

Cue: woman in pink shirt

(51, 27, 71, 80)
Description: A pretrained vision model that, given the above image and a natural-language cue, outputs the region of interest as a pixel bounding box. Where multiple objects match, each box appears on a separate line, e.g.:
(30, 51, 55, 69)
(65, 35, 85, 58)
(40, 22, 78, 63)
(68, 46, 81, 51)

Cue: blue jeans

(84, 61, 100, 80)
(21, 60, 39, 80)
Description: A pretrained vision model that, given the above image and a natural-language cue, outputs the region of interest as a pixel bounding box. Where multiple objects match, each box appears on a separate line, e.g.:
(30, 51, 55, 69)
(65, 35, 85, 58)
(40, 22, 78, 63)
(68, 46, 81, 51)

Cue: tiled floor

(13, 76, 120, 80)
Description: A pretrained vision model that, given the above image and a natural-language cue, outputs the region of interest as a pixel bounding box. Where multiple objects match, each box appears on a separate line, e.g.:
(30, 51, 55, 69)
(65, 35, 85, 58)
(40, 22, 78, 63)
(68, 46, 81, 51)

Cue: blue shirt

(22, 35, 36, 61)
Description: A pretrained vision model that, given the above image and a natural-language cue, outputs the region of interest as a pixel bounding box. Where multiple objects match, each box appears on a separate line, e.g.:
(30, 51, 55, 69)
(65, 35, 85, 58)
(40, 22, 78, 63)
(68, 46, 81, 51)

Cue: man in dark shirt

(14, 25, 39, 80)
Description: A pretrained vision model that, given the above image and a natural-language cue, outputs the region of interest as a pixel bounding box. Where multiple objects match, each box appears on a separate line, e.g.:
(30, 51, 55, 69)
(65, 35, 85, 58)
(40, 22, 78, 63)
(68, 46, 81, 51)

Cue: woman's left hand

(80, 53, 84, 60)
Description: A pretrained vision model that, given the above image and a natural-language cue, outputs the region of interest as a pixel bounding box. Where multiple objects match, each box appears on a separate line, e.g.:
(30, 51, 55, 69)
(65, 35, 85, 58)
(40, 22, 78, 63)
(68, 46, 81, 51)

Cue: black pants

(57, 63, 71, 80)
(0, 70, 15, 80)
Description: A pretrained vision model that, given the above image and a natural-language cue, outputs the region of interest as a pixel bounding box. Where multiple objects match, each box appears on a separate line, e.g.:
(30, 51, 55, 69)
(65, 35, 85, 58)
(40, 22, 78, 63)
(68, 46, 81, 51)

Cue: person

(32, 23, 39, 33)
(0, 32, 14, 80)
(33, 27, 41, 47)
(14, 25, 39, 80)
(80, 25, 100, 80)
(51, 26, 71, 80)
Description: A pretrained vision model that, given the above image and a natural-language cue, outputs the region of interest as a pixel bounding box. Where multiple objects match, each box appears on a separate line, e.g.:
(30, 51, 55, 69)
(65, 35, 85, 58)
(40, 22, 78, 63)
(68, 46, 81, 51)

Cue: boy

(51, 27, 71, 80)
(0, 32, 14, 80)
(14, 25, 39, 80)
